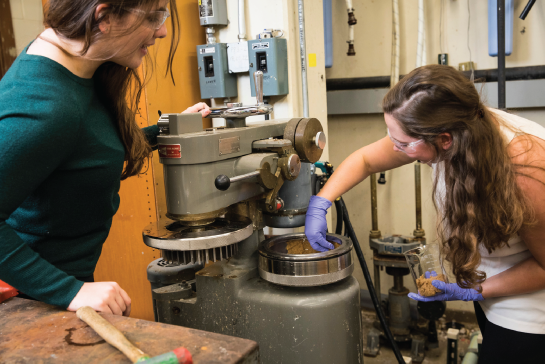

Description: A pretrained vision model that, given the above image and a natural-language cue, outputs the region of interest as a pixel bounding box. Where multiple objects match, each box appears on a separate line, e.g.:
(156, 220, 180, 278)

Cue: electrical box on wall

(199, 0, 228, 26)
(248, 38, 289, 97)
(197, 44, 237, 99)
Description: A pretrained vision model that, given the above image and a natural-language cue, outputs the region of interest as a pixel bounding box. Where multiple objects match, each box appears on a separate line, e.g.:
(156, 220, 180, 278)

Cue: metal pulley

(283, 117, 326, 163)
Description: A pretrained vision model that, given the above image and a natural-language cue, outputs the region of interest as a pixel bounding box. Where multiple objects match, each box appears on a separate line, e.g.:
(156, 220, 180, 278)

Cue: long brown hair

(382, 65, 533, 290)
(44, 0, 180, 179)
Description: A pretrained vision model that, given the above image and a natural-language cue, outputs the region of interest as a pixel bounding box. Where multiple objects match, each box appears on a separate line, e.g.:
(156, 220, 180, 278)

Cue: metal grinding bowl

(258, 233, 354, 287)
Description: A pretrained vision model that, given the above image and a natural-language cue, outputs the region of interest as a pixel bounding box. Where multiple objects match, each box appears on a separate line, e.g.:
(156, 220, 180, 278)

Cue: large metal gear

(161, 243, 239, 265)
(143, 214, 253, 266)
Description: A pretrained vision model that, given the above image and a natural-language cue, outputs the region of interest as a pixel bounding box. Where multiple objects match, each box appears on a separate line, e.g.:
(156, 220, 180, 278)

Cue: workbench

(0, 297, 259, 363)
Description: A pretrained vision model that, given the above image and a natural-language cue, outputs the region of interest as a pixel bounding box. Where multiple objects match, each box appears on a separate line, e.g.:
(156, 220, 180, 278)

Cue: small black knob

(378, 172, 386, 185)
(348, 12, 357, 25)
(215, 175, 231, 191)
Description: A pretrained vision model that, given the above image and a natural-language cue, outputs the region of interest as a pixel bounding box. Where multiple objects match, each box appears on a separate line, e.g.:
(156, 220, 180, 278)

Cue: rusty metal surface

(0, 298, 259, 364)
(373, 253, 409, 268)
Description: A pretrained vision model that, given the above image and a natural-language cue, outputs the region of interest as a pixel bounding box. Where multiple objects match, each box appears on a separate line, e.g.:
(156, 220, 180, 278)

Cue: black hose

(335, 200, 344, 235)
(519, 0, 536, 20)
(336, 197, 405, 364)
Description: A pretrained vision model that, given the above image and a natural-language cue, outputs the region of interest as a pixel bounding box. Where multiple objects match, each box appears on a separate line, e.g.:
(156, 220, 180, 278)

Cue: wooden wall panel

(94, 0, 208, 321)
(145, 0, 209, 222)
(0, 0, 17, 79)
(94, 78, 160, 321)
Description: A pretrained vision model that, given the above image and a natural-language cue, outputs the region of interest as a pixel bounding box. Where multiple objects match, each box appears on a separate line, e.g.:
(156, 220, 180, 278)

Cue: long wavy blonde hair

(382, 65, 534, 290)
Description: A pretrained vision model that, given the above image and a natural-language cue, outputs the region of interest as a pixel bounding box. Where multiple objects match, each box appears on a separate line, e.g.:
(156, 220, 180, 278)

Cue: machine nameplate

(199, 47, 215, 54)
(252, 42, 270, 50)
(158, 144, 181, 158)
(218, 136, 240, 156)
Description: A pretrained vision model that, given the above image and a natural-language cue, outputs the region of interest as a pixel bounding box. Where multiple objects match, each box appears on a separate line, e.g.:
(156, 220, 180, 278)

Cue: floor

(361, 308, 480, 364)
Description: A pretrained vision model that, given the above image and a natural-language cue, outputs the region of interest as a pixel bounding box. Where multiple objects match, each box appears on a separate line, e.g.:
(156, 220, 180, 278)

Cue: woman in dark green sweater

(0, 0, 209, 316)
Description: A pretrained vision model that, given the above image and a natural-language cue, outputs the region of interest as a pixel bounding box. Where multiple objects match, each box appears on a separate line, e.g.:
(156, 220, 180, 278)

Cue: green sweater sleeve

(0, 86, 85, 308)
(142, 124, 159, 150)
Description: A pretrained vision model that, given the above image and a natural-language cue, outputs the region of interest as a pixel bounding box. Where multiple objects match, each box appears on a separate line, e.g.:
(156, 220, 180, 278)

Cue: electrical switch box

(197, 43, 237, 99)
(199, 0, 228, 26)
(248, 38, 288, 97)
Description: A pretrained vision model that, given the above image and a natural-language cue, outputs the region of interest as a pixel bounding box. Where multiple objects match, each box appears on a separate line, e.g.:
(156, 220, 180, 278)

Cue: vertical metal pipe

(393, 274, 404, 291)
(370, 174, 379, 232)
(238, 0, 246, 41)
(298, 0, 310, 118)
(374, 263, 381, 304)
(414, 163, 425, 238)
(415, 164, 422, 230)
(498, 0, 506, 109)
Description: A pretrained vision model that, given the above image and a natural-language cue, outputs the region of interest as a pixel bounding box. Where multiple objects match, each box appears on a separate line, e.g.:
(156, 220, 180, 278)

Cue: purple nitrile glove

(304, 195, 334, 252)
(408, 271, 484, 302)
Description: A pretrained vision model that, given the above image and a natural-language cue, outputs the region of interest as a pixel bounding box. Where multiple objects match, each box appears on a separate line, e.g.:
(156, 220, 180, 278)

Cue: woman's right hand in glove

(67, 282, 132, 316)
(305, 195, 334, 252)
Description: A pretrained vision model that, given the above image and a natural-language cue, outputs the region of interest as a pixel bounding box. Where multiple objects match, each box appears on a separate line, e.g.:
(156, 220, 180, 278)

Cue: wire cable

(336, 197, 405, 364)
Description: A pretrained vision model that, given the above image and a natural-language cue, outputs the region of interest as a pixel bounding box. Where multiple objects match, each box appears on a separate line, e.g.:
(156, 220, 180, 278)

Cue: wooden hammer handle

(76, 306, 149, 363)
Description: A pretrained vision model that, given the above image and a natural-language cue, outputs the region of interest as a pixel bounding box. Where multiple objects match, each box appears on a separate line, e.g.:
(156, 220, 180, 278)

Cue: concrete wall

(9, 0, 44, 55)
(327, 0, 545, 313)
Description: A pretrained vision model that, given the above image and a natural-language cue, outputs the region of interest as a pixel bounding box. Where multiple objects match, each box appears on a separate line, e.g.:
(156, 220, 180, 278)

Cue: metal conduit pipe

(238, 0, 246, 41)
(414, 163, 425, 238)
(370, 174, 381, 238)
(298, 0, 309, 118)
(498, 0, 506, 108)
(346, 0, 356, 56)
(416, 0, 426, 67)
(326, 65, 545, 91)
(390, 0, 400, 88)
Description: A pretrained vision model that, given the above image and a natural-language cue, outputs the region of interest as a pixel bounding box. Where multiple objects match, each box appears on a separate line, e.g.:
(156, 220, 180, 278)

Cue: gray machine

(143, 73, 363, 364)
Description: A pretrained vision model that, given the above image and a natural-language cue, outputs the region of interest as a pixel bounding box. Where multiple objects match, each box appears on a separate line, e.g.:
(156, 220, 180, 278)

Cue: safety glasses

(387, 128, 425, 153)
(130, 8, 170, 30)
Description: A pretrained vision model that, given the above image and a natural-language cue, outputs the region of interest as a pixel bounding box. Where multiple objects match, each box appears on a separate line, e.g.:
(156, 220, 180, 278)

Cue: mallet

(76, 306, 192, 364)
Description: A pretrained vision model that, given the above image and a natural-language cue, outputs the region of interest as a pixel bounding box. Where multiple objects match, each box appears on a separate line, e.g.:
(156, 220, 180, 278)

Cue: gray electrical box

(197, 43, 237, 99)
(248, 38, 289, 97)
(198, 0, 228, 26)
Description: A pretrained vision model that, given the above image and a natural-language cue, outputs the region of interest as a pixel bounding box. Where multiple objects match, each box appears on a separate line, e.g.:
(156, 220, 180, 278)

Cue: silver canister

(258, 233, 354, 287)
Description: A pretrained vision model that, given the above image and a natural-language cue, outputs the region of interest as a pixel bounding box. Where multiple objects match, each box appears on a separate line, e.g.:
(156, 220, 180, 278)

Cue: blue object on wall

(488, 0, 514, 56)
(323, 0, 333, 68)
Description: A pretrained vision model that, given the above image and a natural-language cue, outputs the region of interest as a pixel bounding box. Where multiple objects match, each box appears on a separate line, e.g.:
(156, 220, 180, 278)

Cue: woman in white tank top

(305, 65, 545, 363)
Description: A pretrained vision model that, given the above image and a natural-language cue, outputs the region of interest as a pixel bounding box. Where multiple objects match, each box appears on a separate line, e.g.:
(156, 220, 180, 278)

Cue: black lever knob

(378, 172, 386, 185)
(215, 175, 231, 191)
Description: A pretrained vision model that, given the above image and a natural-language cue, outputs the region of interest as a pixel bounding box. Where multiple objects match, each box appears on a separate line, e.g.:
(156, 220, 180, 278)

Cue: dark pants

(17, 275, 94, 301)
(474, 301, 545, 363)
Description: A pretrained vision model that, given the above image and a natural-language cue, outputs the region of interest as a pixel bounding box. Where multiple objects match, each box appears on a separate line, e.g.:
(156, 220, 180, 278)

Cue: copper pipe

(370, 174, 381, 238)
(414, 163, 425, 238)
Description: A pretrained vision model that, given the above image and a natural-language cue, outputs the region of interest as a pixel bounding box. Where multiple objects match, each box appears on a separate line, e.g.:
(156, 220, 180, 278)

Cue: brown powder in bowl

(285, 238, 341, 254)
(416, 273, 447, 297)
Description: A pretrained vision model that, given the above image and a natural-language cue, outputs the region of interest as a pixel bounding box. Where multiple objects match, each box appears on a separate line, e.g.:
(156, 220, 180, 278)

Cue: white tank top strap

(491, 108, 545, 144)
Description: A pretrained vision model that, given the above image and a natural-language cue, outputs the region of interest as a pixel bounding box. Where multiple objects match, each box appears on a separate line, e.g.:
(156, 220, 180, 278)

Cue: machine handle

(215, 171, 261, 191)
(254, 71, 264, 105)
